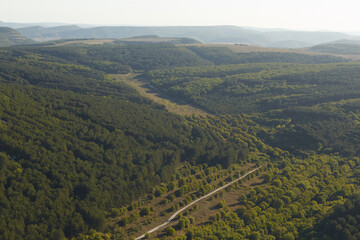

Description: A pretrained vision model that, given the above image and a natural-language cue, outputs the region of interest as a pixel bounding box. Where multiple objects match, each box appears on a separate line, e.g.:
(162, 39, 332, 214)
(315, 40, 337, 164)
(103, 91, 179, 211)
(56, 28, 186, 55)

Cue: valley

(0, 37, 360, 240)
(110, 73, 211, 117)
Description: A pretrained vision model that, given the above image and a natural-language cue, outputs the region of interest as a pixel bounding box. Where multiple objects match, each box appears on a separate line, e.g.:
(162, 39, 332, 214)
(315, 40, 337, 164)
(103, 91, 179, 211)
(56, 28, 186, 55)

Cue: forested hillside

(186, 46, 348, 65)
(0, 44, 246, 239)
(146, 62, 360, 156)
(1, 41, 360, 240)
(23, 43, 213, 72)
(146, 62, 360, 114)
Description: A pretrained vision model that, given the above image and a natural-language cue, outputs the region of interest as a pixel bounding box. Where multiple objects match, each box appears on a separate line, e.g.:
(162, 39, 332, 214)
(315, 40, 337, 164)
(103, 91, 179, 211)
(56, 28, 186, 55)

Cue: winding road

(135, 166, 262, 239)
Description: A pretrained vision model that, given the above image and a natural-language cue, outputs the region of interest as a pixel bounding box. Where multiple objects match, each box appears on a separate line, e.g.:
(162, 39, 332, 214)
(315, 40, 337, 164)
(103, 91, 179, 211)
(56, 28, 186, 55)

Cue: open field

(120, 37, 178, 43)
(54, 39, 116, 45)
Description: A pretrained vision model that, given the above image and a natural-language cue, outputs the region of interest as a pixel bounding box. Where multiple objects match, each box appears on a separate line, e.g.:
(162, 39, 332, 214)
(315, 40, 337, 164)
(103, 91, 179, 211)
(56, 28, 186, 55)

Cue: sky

(1, 0, 360, 32)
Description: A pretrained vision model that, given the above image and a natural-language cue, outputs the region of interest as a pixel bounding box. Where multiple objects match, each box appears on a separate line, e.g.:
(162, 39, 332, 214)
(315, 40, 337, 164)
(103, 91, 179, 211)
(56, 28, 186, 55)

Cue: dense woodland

(184, 155, 360, 240)
(1, 41, 360, 239)
(186, 46, 349, 65)
(146, 62, 360, 156)
(0, 45, 247, 239)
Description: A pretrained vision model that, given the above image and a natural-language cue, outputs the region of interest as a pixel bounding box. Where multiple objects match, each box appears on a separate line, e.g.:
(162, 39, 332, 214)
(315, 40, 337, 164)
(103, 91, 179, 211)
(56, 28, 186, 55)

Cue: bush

(166, 227, 176, 236)
(140, 207, 151, 216)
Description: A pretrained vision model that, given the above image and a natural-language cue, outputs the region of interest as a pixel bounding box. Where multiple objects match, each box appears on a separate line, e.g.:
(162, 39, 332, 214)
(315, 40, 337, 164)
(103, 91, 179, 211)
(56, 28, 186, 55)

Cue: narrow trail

(135, 166, 262, 240)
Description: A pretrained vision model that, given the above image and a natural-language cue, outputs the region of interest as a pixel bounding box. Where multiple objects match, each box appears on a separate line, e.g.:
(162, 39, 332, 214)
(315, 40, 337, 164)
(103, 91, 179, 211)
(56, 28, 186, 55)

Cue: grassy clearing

(110, 74, 212, 117)
(121, 37, 177, 43)
(55, 39, 116, 46)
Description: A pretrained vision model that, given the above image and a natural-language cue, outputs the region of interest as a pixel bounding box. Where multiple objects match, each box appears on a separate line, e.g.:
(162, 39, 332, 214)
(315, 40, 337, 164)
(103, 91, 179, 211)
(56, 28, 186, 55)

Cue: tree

(140, 207, 151, 216)
(166, 226, 176, 236)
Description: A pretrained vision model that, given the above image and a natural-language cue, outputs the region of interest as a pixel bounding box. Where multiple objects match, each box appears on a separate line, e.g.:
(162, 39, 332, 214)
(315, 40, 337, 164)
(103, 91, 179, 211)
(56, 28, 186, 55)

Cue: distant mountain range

(1, 21, 360, 48)
(0, 21, 95, 29)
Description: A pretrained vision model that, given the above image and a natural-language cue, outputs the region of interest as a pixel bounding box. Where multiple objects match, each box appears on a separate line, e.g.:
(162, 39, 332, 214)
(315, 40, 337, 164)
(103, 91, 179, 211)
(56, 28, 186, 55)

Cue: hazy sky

(1, 0, 360, 32)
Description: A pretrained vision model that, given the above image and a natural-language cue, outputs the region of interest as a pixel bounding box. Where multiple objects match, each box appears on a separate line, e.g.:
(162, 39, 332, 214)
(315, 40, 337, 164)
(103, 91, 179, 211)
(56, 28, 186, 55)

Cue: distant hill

(117, 35, 201, 44)
(263, 30, 353, 45)
(17, 25, 82, 41)
(328, 39, 360, 45)
(5, 22, 360, 48)
(0, 21, 80, 28)
(47, 25, 270, 45)
(8, 25, 272, 45)
(0, 27, 34, 46)
(267, 40, 312, 48)
(309, 40, 360, 55)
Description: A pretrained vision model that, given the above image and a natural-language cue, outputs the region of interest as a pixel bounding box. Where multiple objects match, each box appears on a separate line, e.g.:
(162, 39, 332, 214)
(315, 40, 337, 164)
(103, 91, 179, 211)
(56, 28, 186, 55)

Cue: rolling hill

(0, 27, 34, 46)
(17, 25, 82, 41)
(309, 39, 360, 55)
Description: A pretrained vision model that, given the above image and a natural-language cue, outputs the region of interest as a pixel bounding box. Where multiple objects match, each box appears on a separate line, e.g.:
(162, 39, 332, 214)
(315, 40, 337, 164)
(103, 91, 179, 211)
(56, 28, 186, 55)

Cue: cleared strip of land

(110, 74, 212, 117)
(135, 166, 262, 240)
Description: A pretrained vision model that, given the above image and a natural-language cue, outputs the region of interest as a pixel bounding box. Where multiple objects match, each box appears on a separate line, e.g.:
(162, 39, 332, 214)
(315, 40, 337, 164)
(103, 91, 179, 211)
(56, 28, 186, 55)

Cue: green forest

(146, 62, 360, 156)
(1, 41, 360, 239)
